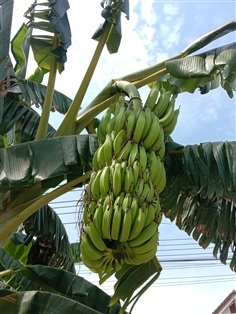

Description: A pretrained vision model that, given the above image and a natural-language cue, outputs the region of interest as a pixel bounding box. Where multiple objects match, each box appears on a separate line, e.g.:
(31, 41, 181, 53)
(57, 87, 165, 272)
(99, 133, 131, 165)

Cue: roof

(212, 290, 236, 314)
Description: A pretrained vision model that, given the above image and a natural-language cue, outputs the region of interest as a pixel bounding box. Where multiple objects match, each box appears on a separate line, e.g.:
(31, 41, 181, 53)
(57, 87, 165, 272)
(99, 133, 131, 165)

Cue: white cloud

(163, 3, 179, 17)
(160, 5, 185, 51)
(140, 0, 159, 26)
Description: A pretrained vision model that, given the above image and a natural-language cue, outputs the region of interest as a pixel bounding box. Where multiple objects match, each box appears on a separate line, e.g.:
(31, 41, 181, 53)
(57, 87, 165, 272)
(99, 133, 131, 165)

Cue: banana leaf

(0, 0, 13, 59)
(23, 0, 71, 73)
(0, 97, 56, 144)
(0, 134, 97, 192)
(23, 205, 75, 271)
(160, 140, 236, 271)
(17, 79, 72, 113)
(0, 134, 97, 244)
(3, 233, 32, 266)
(163, 42, 236, 97)
(1, 203, 76, 272)
(92, 0, 129, 54)
(0, 264, 123, 314)
(182, 19, 236, 55)
(28, 35, 64, 74)
(11, 23, 32, 79)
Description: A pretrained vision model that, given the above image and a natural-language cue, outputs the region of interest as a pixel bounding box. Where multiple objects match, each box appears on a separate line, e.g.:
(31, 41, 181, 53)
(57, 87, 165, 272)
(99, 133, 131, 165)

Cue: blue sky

(11, 1, 236, 313)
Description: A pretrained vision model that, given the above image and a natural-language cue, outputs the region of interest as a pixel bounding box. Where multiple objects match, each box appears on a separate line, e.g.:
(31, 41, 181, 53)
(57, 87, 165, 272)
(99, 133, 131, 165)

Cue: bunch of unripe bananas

(80, 81, 179, 277)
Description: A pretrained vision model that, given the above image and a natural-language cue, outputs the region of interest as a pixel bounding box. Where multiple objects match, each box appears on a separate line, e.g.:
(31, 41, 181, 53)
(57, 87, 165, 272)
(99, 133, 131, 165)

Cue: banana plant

(0, 0, 235, 313)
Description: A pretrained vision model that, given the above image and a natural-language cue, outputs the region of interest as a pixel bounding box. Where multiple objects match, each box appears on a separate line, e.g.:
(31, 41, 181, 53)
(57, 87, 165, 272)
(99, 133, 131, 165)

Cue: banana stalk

(35, 34, 59, 140)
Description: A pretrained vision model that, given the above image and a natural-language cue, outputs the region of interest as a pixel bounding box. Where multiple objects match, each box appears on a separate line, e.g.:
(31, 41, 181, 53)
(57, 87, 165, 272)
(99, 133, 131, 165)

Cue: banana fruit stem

(0, 171, 92, 246)
(55, 22, 112, 137)
(74, 94, 118, 135)
(74, 80, 142, 135)
(114, 80, 142, 110)
(35, 34, 59, 140)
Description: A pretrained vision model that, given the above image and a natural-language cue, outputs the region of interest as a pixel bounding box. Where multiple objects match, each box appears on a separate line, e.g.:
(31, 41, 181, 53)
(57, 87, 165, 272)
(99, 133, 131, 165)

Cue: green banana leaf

(92, 0, 129, 54)
(23, 205, 75, 271)
(0, 134, 97, 192)
(160, 140, 236, 271)
(28, 35, 64, 74)
(0, 0, 13, 59)
(0, 97, 56, 144)
(109, 257, 162, 313)
(182, 19, 236, 55)
(23, 0, 71, 73)
(3, 233, 32, 266)
(11, 23, 32, 79)
(163, 42, 236, 97)
(0, 134, 97, 244)
(0, 264, 123, 314)
(17, 79, 72, 113)
(2, 203, 76, 271)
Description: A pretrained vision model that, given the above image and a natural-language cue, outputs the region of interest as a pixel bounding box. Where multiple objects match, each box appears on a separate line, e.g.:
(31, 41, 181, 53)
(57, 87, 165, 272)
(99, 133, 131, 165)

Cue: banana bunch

(81, 83, 179, 276)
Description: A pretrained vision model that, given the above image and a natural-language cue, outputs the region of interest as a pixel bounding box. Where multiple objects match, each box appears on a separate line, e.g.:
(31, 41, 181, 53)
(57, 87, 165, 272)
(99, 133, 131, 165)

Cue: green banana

(154, 88, 172, 118)
(143, 203, 156, 228)
(114, 106, 126, 136)
(141, 107, 153, 140)
(139, 182, 150, 204)
(92, 149, 100, 171)
(154, 162, 167, 193)
(146, 180, 155, 202)
(162, 108, 180, 137)
(99, 166, 111, 198)
(98, 106, 113, 138)
(93, 202, 104, 237)
(123, 250, 143, 266)
(128, 142, 139, 166)
(111, 195, 123, 241)
(103, 133, 113, 165)
(113, 162, 122, 198)
(120, 160, 128, 181)
(88, 200, 98, 218)
(118, 140, 133, 161)
(133, 238, 158, 263)
(144, 80, 160, 110)
(159, 98, 175, 127)
(129, 208, 146, 241)
(130, 197, 139, 223)
(82, 252, 111, 273)
(81, 232, 104, 260)
(128, 221, 158, 248)
(132, 159, 140, 188)
(133, 231, 158, 257)
(148, 151, 161, 182)
(143, 113, 161, 150)
(119, 194, 132, 242)
(148, 126, 164, 153)
(157, 141, 166, 160)
(90, 170, 102, 200)
(102, 202, 114, 240)
(139, 145, 148, 174)
(124, 165, 134, 193)
(86, 221, 107, 251)
(125, 108, 137, 139)
(106, 116, 116, 134)
(132, 110, 146, 143)
(96, 143, 106, 168)
(133, 177, 145, 198)
(113, 128, 126, 156)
